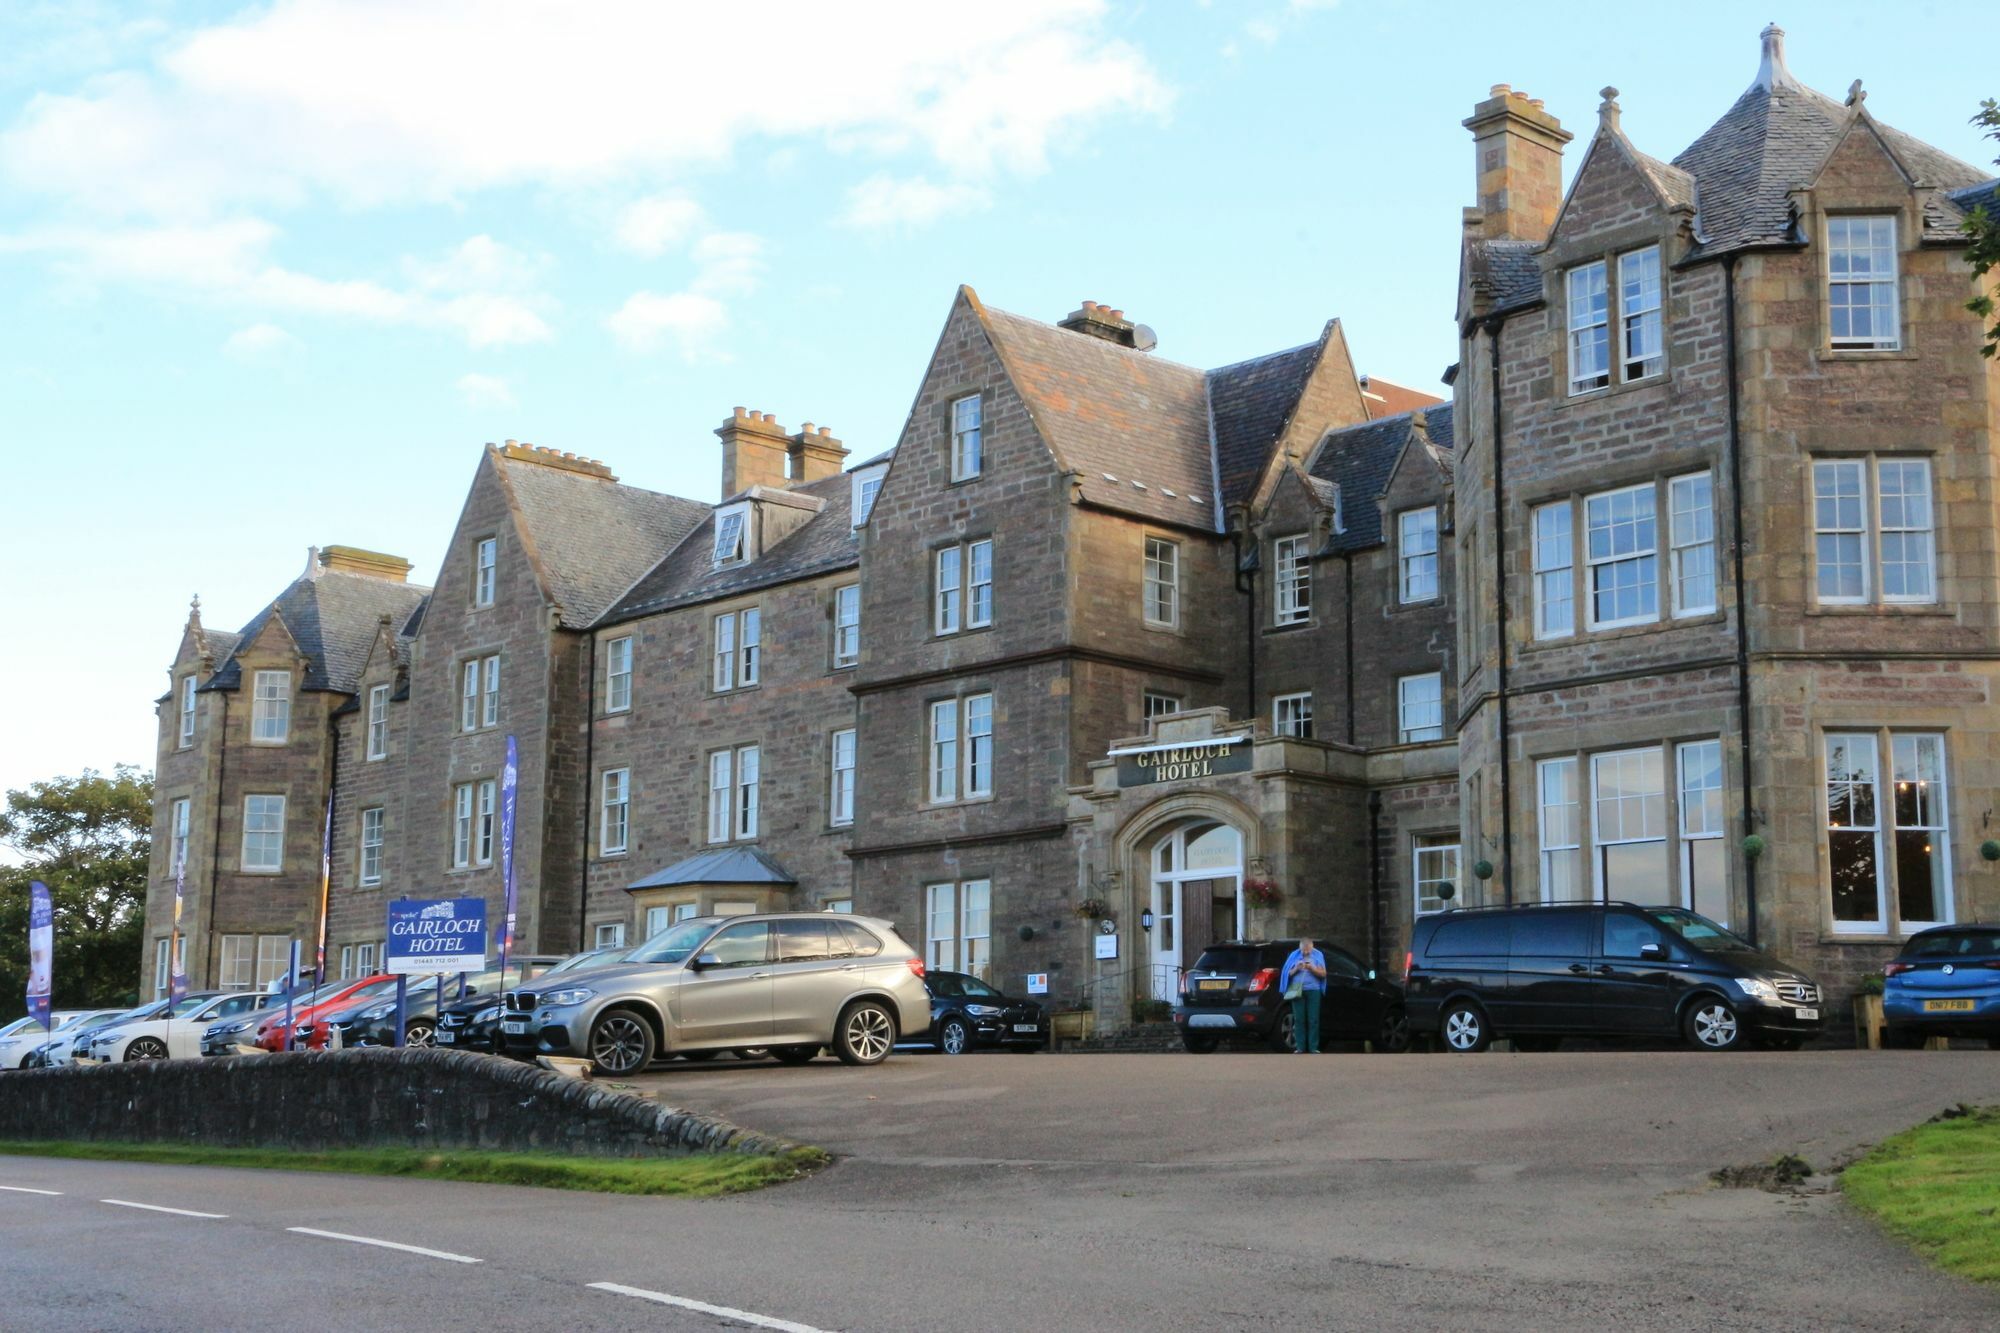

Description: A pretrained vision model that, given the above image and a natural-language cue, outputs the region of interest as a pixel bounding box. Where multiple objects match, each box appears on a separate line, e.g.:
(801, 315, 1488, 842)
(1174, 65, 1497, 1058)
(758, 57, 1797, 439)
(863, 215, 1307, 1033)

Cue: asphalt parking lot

(616, 1047, 2000, 1329)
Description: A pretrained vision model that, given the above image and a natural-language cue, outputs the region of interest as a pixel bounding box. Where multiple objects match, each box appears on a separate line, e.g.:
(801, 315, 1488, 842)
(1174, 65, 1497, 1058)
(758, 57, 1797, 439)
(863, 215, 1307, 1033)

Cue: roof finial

(1598, 87, 1621, 133)
(1845, 78, 1866, 108)
(188, 593, 203, 627)
(1754, 23, 1797, 92)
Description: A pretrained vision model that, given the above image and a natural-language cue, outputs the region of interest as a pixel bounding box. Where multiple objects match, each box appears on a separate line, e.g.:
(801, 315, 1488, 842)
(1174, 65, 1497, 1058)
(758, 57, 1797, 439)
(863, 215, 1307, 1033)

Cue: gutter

(1367, 789, 1384, 975)
(1722, 255, 1760, 948)
(1485, 314, 1515, 906)
(203, 692, 230, 987)
(578, 633, 598, 954)
(1229, 525, 1259, 720)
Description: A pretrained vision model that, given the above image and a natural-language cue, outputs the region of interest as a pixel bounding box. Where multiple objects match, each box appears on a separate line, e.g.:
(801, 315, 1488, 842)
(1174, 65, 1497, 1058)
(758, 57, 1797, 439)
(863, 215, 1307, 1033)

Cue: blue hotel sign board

(386, 898, 488, 974)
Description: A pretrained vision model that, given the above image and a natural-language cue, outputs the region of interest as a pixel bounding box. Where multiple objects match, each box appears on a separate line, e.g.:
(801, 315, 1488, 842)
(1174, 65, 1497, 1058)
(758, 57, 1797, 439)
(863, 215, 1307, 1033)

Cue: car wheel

(1267, 1008, 1296, 1053)
(1684, 996, 1743, 1051)
(402, 1021, 435, 1049)
(1374, 1008, 1413, 1054)
(588, 1009, 655, 1075)
(833, 1000, 897, 1066)
(1883, 1025, 1927, 1050)
(937, 1016, 973, 1055)
(681, 1050, 720, 1062)
(1181, 1032, 1220, 1054)
(771, 1044, 818, 1065)
(1510, 1035, 1561, 1053)
(1440, 1002, 1490, 1053)
(125, 1037, 169, 1062)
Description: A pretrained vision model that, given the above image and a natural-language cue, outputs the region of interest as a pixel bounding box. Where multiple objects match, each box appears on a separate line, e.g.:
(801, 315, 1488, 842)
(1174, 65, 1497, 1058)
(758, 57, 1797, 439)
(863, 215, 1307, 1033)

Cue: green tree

(0, 766, 153, 1021)
(1968, 99, 2000, 358)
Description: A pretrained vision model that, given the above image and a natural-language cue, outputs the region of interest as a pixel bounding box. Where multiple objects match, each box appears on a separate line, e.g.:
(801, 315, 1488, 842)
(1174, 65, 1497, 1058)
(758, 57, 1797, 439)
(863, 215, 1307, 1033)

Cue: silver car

(501, 913, 929, 1075)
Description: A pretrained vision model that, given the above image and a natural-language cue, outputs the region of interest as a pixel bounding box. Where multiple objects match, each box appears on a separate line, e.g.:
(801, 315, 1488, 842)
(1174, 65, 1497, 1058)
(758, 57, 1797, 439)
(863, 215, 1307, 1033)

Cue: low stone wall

(0, 1049, 796, 1158)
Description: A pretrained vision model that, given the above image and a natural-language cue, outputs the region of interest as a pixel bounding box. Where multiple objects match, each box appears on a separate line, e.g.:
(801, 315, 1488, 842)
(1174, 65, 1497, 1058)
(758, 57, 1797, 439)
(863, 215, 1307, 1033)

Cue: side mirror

(691, 953, 721, 970)
(1639, 942, 1667, 961)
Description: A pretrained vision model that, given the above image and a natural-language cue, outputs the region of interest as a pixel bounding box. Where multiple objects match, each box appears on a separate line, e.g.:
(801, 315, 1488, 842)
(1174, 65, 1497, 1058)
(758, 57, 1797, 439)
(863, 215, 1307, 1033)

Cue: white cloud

(222, 321, 300, 363)
(688, 231, 764, 296)
(455, 372, 516, 408)
(604, 290, 728, 359)
(839, 174, 992, 230)
(0, 1, 1170, 220)
(614, 193, 704, 257)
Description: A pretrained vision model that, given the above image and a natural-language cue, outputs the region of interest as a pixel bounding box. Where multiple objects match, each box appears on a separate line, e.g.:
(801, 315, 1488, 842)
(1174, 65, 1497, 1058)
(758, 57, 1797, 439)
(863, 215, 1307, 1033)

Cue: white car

(1, 1010, 121, 1069)
(37, 1001, 169, 1067)
(86, 991, 268, 1062)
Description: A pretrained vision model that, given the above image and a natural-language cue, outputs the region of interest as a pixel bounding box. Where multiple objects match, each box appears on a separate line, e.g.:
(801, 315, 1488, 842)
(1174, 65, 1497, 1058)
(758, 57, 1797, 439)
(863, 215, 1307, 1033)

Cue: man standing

(1280, 937, 1328, 1054)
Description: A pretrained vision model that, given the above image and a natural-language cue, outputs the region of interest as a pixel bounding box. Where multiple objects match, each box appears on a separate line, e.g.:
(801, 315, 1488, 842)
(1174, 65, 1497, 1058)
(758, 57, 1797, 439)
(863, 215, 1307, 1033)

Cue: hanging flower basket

(1073, 898, 1108, 920)
(1243, 877, 1283, 908)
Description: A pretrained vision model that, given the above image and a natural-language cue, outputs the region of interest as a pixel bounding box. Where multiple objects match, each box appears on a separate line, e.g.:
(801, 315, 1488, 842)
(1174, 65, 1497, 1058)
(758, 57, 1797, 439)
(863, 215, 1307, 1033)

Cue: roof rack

(1441, 899, 1643, 913)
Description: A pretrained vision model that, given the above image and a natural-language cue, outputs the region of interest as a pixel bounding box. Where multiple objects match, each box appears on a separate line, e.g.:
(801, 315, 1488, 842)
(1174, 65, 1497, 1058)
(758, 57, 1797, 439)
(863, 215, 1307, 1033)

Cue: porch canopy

(624, 847, 798, 920)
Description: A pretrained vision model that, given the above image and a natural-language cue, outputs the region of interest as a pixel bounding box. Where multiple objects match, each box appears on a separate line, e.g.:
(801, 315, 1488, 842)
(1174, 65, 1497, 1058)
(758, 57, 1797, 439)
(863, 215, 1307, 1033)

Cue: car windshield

(169, 994, 219, 1017)
(0, 1017, 35, 1038)
(1192, 946, 1267, 975)
(960, 978, 1004, 999)
(627, 920, 717, 965)
(1643, 908, 1756, 953)
(542, 946, 630, 977)
(1906, 930, 2000, 958)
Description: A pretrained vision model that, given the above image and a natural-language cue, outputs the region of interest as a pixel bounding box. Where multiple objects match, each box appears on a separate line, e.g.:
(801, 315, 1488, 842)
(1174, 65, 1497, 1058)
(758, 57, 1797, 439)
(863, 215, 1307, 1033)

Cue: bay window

(1826, 731, 1953, 934)
(1813, 456, 1935, 606)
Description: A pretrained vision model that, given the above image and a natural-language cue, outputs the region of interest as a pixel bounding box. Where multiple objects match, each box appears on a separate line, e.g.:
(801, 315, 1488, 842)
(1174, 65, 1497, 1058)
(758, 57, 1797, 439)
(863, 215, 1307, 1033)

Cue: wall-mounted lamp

(1139, 908, 1156, 932)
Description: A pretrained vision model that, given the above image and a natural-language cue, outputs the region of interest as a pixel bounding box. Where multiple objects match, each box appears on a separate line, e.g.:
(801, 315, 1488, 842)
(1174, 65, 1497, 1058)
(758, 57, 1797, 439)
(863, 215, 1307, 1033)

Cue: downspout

(1367, 789, 1384, 975)
(577, 633, 598, 953)
(1722, 255, 1759, 948)
(314, 720, 341, 987)
(1343, 552, 1357, 745)
(1229, 527, 1258, 720)
(203, 692, 231, 987)
(1486, 315, 1515, 905)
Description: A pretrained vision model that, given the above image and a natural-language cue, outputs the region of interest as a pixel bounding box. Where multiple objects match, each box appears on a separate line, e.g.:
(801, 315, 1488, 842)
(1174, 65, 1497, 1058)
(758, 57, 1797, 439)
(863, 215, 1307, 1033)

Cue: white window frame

(707, 750, 732, 844)
(950, 394, 983, 481)
(925, 879, 992, 979)
(1274, 534, 1311, 624)
(964, 693, 993, 799)
(1537, 757, 1580, 904)
(366, 684, 390, 760)
(171, 797, 191, 873)
(1891, 733, 1953, 932)
(179, 676, 197, 746)
(1825, 732, 1885, 934)
(734, 745, 760, 839)
(1143, 691, 1184, 721)
(1618, 245, 1663, 382)
(255, 935, 292, 988)
(711, 610, 760, 692)
(452, 782, 474, 869)
(482, 655, 500, 728)
(476, 779, 496, 866)
(359, 806, 383, 886)
(830, 728, 856, 827)
(1877, 459, 1937, 604)
(595, 922, 627, 948)
(1144, 536, 1180, 628)
(930, 695, 993, 803)
(704, 746, 761, 842)
(934, 547, 963, 636)
(605, 636, 633, 714)
(1532, 502, 1574, 639)
(1813, 456, 1937, 607)
(851, 465, 887, 527)
(713, 612, 737, 691)
(1825, 731, 1955, 936)
(473, 536, 497, 607)
(358, 941, 376, 975)
(1399, 508, 1439, 604)
(461, 659, 479, 732)
(601, 768, 629, 856)
(1414, 836, 1459, 917)
(967, 540, 993, 629)
(1397, 673, 1443, 743)
(1583, 483, 1659, 630)
(339, 944, 354, 981)
(713, 504, 748, 565)
(1589, 747, 1667, 900)
(219, 935, 253, 989)
(1566, 259, 1610, 394)
(1273, 692, 1313, 740)
(1827, 214, 1900, 350)
(1812, 458, 1870, 604)
(833, 585, 861, 669)
(1668, 472, 1717, 617)
(241, 794, 285, 873)
(823, 898, 854, 914)
(251, 670, 290, 744)
(1676, 739, 1727, 926)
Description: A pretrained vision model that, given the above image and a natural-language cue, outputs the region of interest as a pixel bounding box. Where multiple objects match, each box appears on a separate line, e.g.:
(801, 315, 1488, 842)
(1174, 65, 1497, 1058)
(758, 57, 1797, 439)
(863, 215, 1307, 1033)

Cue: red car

(254, 975, 396, 1051)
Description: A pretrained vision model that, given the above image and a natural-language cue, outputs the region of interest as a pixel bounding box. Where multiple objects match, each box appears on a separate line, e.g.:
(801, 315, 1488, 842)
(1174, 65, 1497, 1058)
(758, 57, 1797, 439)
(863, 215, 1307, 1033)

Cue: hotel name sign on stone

(1115, 738, 1251, 788)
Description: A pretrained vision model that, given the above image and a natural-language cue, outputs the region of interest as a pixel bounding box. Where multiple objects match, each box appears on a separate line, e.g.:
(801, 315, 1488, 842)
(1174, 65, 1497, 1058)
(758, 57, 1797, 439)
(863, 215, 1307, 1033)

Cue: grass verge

(1842, 1105, 2000, 1283)
(0, 1139, 827, 1197)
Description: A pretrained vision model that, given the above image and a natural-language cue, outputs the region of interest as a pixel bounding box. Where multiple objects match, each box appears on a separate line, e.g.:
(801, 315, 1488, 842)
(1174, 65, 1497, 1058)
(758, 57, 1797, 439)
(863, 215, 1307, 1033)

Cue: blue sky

(0, 0, 1992, 803)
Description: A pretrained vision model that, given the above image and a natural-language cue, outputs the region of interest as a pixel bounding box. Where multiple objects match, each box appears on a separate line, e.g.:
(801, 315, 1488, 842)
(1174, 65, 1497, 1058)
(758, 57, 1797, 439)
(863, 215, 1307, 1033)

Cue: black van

(1405, 903, 1825, 1053)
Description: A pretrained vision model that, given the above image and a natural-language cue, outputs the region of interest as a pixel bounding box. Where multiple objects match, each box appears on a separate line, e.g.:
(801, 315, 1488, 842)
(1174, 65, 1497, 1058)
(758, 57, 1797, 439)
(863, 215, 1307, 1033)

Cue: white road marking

(286, 1226, 481, 1264)
(100, 1198, 227, 1219)
(0, 1185, 62, 1196)
(588, 1281, 834, 1332)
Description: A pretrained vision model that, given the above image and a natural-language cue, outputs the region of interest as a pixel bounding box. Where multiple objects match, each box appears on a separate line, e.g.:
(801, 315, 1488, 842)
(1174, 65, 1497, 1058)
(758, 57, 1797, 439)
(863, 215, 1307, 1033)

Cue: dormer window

(1827, 215, 1899, 350)
(1567, 245, 1664, 395)
(1566, 261, 1610, 393)
(1619, 248, 1663, 379)
(713, 505, 748, 565)
(852, 465, 887, 527)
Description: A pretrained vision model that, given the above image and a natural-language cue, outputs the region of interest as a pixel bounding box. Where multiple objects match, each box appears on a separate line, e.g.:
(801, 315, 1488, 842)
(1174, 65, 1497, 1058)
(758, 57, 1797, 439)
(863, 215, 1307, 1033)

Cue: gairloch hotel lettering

(1115, 740, 1252, 788)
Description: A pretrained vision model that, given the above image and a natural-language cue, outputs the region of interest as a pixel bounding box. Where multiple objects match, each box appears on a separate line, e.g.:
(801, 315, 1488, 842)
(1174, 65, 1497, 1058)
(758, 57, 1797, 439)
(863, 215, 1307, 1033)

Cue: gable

(1808, 114, 1917, 208)
(1548, 130, 1679, 252)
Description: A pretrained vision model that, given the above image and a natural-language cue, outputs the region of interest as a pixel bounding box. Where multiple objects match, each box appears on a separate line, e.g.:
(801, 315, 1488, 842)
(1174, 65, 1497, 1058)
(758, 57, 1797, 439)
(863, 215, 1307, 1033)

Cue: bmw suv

(500, 913, 930, 1074)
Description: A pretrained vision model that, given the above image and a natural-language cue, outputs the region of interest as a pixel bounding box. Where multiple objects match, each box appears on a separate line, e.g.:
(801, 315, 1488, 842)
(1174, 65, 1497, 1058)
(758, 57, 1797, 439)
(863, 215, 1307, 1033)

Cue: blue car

(1883, 924, 2000, 1048)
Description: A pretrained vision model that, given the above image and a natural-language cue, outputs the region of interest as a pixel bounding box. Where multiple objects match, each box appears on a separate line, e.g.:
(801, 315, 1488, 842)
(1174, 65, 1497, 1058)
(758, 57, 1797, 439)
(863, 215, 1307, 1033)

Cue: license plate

(1197, 978, 1233, 991)
(435, 1030, 455, 1043)
(1013, 1023, 1039, 1033)
(501, 1020, 527, 1034)
(1794, 1007, 1819, 1021)
(1924, 999, 1976, 1013)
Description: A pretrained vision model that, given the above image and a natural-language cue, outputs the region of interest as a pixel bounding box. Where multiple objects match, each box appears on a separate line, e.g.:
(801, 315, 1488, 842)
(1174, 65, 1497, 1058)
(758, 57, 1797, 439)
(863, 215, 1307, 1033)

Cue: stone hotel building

(144, 27, 1999, 1029)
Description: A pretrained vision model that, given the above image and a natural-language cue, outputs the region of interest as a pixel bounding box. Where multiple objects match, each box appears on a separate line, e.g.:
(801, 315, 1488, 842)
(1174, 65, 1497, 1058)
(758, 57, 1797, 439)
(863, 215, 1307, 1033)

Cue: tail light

(1404, 951, 1415, 977)
(904, 958, 926, 979)
(1246, 967, 1278, 994)
(1884, 961, 1912, 977)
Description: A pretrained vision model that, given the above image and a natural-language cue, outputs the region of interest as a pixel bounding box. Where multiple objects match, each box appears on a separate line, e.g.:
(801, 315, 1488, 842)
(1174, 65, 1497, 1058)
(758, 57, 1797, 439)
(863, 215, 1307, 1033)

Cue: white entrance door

(1149, 880, 1180, 1000)
(1147, 821, 1243, 1001)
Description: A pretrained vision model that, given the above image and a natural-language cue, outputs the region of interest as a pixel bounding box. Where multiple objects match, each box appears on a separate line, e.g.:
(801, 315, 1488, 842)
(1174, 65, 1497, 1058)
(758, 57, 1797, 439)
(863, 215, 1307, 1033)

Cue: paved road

(3, 1049, 1998, 1330)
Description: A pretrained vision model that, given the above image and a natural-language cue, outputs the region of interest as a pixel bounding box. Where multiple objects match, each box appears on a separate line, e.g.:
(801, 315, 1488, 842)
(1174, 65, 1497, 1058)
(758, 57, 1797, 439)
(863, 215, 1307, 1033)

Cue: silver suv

(501, 913, 930, 1074)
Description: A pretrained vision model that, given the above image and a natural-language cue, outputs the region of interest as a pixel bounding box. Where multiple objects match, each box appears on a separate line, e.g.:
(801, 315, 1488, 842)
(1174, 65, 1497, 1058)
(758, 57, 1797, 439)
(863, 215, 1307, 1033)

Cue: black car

(924, 971, 1049, 1053)
(1405, 902, 1825, 1053)
(1172, 939, 1409, 1054)
(435, 955, 564, 1053)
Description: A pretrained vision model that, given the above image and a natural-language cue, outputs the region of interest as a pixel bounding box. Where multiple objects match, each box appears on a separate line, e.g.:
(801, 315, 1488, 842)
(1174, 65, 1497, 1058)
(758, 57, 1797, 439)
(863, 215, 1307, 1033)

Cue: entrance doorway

(1148, 821, 1243, 999)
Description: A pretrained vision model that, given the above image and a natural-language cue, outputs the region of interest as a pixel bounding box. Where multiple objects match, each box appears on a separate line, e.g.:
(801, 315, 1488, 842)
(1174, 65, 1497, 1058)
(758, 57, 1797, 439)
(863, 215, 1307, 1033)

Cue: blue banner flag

(26, 880, 53, 1025)
(499, 734, 519, 981)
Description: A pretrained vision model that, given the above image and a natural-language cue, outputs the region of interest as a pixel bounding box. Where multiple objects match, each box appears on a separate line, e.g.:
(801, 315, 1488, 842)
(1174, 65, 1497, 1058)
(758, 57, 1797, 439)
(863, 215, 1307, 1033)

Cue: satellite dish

(1130, 324, 1158, 352)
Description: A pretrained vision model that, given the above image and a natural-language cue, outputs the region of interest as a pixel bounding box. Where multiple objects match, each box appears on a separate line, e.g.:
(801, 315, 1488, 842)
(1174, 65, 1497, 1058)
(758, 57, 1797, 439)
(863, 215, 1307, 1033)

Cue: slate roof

(1206, 341, 1322, 510)
(1952, 179, 2000, 220)
(1308, 403, 1455, 554)
(980, 305, 1220, 529)
(601, 469, 859, 624)
(625, 846, 798, 890)
(205, 570, 430, 694)
(1469, 239, 1545, 318)
(496, 454, 712, 628)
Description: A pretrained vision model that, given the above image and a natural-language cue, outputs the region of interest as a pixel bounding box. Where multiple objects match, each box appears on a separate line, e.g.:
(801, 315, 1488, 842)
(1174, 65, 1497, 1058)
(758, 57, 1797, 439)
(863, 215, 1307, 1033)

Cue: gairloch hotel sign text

(385, 897, 488, 973)
(1114, 737, 1252, 787)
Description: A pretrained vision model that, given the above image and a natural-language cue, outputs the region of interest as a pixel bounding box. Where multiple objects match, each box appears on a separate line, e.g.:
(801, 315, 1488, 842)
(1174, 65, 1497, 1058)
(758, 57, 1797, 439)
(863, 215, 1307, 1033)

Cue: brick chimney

(787, 423, 849, 485)
(1059, 300, 1154, 351)
(716, 408, 792, 496)
(1462, 85, 1571, 243)
(318, 546, 414, 582)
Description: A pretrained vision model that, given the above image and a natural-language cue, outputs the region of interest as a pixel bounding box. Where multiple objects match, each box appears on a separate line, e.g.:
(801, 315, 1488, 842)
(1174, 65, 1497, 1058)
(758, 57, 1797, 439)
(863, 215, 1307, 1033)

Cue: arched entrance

(1147, 820, 1244, 999)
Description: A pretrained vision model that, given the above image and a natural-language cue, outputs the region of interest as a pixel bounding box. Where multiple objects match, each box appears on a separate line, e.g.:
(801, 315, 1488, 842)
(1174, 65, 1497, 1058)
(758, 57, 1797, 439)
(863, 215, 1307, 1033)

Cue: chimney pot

(504, 438, 518, 447)
(1489, 83, 1511, 96)
(1464, 83, 1572, 244)
(818, 425, 832, 437)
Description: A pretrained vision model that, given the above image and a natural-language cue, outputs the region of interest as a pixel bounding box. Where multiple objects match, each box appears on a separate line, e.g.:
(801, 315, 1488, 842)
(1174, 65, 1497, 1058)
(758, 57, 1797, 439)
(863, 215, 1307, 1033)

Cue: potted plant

(1243, 876, 1283, 908)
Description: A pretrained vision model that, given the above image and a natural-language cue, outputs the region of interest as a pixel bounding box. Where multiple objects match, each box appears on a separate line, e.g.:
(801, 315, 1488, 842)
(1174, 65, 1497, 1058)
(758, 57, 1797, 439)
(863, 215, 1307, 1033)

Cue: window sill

(1390, 597, 1443, 615)
(1528, 608, 1728, 650)
(1263, 620, 1313, 636)
(1143, 619, 1182, 635)
(927, 794, 996, 810)
(240, 867, 283, 876)
(1559, 371, 1667, 408)
(832, 661, 859, 672)
(1804, 603, 1951, 618)
(934, 624, 995, 641)
(1817, 348, 1916, 364)
(358, 880, 382, 890)
(248, 739, 290, 748)
(712, 683, 763, 697)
